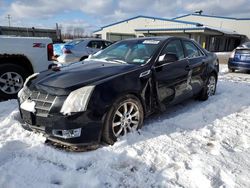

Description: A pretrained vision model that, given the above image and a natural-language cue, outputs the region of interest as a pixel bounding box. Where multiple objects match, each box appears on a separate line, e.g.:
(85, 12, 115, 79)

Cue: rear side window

(161, 40, 184, 60)
(87, 41, 104, 49)
(183, 41, 203, 58)
(103, 41, 112, 48)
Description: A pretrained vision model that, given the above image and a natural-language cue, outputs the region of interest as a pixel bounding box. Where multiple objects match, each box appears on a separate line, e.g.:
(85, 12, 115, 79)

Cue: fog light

(52, 128, 81, 139)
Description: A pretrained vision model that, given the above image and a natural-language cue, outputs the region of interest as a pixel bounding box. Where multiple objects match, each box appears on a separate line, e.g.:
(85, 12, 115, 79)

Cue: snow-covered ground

(1, 65, 250, 188)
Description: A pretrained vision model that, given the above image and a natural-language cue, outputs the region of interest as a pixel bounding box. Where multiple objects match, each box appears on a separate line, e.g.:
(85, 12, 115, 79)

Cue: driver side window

(87, 41, 103, 49)
(160, 40, 184, 61)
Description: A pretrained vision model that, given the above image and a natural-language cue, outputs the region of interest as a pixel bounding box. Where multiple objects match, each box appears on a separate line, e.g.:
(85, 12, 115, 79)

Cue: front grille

(30, 91, 57, 117)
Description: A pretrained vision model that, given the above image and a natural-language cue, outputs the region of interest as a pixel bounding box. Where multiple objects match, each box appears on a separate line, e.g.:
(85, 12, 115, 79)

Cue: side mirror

(158, 53, 178, 64)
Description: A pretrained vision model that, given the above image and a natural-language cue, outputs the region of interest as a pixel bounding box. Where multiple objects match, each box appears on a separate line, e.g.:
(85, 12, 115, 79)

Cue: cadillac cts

(18, 37, 219, 147)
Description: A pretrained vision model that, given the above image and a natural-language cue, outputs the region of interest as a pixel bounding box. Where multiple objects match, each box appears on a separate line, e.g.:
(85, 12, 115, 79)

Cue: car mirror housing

(158, 53, 178, 65)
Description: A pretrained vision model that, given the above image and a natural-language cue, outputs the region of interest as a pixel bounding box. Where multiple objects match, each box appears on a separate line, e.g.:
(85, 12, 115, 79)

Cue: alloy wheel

(112, 102, 140, 137)
(0, 72, 24, 94)
(207, 75, 216, 96)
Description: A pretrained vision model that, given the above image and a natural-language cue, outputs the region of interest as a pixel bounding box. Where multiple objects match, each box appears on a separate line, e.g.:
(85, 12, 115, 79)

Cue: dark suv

(18, 37, 219, 148)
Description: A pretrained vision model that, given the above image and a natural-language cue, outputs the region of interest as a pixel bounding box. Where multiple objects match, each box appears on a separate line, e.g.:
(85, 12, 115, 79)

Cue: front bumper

(228, 58, 250, 71)
(20, 108, 103, 146)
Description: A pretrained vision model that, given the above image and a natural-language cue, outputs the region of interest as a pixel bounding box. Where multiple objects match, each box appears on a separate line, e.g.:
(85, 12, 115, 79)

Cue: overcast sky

(0, 0, 250, 34)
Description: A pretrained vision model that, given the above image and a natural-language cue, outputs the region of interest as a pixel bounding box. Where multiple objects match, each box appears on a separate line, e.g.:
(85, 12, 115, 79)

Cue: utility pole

(6, 14, 11, 27)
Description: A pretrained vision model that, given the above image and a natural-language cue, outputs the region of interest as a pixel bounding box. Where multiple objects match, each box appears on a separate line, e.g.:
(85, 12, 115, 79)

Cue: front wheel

(102, 95, 144, 145)
(198, 74, 217, 101)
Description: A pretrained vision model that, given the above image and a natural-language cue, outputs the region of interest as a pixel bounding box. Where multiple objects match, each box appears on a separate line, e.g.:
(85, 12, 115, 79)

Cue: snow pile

(219, 64, 228, 74)
(0, 69, 250, 187)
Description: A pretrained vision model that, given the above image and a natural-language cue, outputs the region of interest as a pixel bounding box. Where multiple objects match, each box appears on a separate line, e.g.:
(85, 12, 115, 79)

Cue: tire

(80, 56, 88, 61)
(102, 94, 144, 145)
(0, 64, 29, 99)
(229, 68, 235, 73)
(198, 74, 217, 101)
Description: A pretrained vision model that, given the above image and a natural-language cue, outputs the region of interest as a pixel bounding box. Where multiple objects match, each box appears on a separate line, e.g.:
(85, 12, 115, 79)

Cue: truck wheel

(0, 64, 29, 99)
(102, 95, 144, 145)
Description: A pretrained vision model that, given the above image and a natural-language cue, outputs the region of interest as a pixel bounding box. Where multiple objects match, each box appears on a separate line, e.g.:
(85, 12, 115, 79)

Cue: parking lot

(0, 65, 250, 187)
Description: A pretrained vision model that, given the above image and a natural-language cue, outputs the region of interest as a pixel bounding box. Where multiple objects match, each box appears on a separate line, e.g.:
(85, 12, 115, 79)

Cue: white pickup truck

(0, 36, 54, 99)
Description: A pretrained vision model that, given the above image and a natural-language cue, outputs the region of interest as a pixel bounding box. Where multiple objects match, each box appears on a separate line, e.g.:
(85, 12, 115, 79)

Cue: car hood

(29, 60, 138, 94)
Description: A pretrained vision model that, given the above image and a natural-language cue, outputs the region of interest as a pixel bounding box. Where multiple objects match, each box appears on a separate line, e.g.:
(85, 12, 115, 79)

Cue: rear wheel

(80, 56, 88, 61)
(0, 64, 29, 99)
(198, 74, 217, 101)
(102, 95, 144, 145)
(229, 68, 235, 73)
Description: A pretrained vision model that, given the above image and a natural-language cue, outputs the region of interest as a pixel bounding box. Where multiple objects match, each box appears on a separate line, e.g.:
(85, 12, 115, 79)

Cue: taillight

(47, 43, 53, 61)
(63, 48, 72, 54)
(230, 50, 236, 58)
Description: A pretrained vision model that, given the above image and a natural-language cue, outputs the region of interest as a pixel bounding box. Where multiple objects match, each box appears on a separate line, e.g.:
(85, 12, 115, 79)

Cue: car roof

(72, 38, 111, 42)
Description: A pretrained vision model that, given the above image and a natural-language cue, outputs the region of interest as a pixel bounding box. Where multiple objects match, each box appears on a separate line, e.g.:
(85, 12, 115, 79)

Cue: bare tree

(60, 25, 93, 40)
(73, 27, 85, 38)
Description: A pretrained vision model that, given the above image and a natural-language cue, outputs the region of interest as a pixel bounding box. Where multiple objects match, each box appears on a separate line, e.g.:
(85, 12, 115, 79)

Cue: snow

(215, 52, 231, 64)
(1, 65, 250, 188)
(20, 100, 36, 113)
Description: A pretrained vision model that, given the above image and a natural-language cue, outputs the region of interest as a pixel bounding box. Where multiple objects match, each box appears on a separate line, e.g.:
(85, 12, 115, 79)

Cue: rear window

(241, 42, 250, 48)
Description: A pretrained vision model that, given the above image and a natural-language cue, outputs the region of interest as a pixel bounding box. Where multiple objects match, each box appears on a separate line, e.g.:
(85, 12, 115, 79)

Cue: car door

(182, 40, 207, 94)
(153, 39, 192, 109)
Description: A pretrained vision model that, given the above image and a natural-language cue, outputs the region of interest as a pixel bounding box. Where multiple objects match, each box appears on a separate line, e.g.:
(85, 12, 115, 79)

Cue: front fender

(87, 67, 154, 118)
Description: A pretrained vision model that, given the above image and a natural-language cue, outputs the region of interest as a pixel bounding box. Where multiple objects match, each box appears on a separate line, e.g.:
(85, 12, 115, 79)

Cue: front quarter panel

(87, 66, 154, 119)
(207, 53, 219, 77)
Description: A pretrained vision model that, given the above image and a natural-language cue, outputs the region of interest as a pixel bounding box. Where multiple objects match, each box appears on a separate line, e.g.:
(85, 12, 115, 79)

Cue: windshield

(90, 39, 162, 64)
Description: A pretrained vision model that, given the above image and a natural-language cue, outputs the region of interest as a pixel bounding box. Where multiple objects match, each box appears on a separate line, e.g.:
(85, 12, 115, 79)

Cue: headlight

(60, 85, 95, 115)
(18, 86, 32, 104)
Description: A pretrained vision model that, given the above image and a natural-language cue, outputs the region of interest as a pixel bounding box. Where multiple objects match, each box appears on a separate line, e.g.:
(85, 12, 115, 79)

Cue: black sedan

(18, 37, 219, 147)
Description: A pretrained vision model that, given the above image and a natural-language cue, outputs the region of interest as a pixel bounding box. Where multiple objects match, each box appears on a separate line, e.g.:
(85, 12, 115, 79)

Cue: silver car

(57, 38, 112, 63)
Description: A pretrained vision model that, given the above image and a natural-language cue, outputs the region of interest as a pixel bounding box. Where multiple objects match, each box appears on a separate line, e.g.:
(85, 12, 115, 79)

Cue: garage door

(107, 33, 136, 42)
